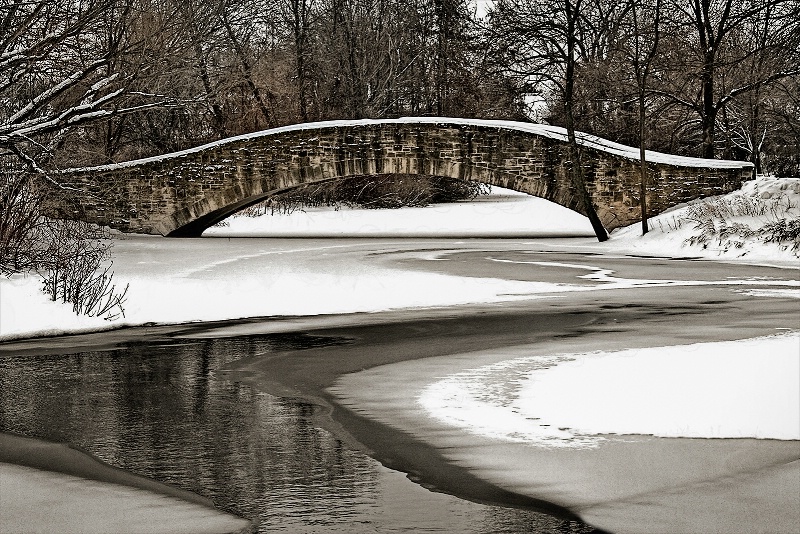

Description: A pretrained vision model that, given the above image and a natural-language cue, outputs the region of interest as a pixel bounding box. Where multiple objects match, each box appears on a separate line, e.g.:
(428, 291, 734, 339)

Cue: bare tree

(0, 0, 146, 317)
(625, 0, 662, 234)
(661, 0, 800, 159)
(281, 0, 316, 121)
(219, 0, 278, 128)
(761, 77, 800, 176)
(487, 0, 609, 240)
(0, 0, 169, 174)
(715, 2, 800, 172)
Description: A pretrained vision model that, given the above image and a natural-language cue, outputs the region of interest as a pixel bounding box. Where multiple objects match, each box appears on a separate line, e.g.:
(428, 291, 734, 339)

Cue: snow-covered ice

(1, 175, 798, 532)
(418, 333, 800, 446)
(204, 188, 593, 238)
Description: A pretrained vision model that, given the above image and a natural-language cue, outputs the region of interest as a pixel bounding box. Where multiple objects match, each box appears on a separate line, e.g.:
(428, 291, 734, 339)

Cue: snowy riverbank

(607, 176, 800, 266)
(417, 333, 800, 446)
(0, 431, 253, 534)
(1, 179, 798, 533)
(1, 179, 798, 341)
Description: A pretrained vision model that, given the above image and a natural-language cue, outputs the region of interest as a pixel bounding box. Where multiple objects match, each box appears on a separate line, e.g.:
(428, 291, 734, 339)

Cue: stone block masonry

(51, 118, 753, 236)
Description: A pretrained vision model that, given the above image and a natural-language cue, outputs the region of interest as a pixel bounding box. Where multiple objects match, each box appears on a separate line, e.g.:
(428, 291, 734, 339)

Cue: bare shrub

(38, 220, 129, 320)
(0, 173, 49, 274)
(762, 219, 800, 251)
(684, 218, 717, 248)
(1, 170, 128, 320)
(680, 191, 800, 255)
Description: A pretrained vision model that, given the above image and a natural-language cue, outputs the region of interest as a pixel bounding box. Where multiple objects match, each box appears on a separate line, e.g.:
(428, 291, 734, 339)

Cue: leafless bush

(1, 170, 128, 320)
(680, 192, 800, 255)
(762, 219, 800, 251)
(38, 220, 129, 320)
(683, 192, 796, 223)
(0, 173, 49, 274)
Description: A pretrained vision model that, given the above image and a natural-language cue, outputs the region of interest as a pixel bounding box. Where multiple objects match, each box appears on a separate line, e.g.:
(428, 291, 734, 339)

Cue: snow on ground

(418, 333, 800, 446)
(207, 178, 800, 266)
(1, 179, 797, 341)
(204, 188, 593, 238)
(606, 177, 800, 266)
(0, 463, 251, 534)
(0, 237, 563, 340)
(0, 274, 111, 339)
(1, 175, 798, 525)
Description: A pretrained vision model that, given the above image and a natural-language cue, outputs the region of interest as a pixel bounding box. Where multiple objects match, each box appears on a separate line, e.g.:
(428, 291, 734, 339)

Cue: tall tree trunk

(291, 0, 310, 121)
(565, 0, 608, 242)
(701, 51, 717, 159)
(194, 43, 227, 139)
(632, 0, 661, 236)
(434, 0, 448, 116)
(220, 14, 276, 128)
(638, 99, 649, 235)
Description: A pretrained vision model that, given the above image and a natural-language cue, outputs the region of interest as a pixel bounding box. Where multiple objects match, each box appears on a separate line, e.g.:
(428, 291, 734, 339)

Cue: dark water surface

(0, 332, 595, 533)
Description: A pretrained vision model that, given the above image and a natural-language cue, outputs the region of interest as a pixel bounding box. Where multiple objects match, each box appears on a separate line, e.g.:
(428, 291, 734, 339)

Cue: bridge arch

(166, 167, 584, 238)
(58, 118, 753, 237)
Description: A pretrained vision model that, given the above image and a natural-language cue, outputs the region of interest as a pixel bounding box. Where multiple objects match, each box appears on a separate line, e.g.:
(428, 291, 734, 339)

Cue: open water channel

(2, 238, 798, 532)
(0, 328, 595, 533)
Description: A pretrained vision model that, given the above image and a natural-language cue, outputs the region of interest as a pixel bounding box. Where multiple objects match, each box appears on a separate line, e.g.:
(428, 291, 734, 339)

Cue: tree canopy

(1, 0, 798, 175)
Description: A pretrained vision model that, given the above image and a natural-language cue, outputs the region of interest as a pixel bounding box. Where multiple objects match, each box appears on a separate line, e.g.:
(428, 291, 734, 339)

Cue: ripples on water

(0, 333, 596, 533)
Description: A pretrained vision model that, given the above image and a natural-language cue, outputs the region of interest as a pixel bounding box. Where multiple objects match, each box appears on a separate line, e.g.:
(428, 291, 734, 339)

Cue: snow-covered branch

(5, 142, 87, 194)
(7, 60, 109, 124)
(719, 69, 800, 107)
(0, 0, 181, 173)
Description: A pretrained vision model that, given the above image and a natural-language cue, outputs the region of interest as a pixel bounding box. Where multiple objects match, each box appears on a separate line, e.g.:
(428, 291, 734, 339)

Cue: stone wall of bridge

(52, 120, 753, 236)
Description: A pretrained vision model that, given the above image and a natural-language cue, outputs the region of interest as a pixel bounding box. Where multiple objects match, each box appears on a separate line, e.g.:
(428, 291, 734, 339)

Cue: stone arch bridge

(55, 118, 753, 237)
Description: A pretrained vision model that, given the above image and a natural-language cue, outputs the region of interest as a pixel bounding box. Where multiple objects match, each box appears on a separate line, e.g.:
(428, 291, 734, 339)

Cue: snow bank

(607, 177, 800, 266)
(0, 275, 111, 340)
(0, 237, 563, 340)
(0, 463, 251, 534)
(418, 333, 800, 447)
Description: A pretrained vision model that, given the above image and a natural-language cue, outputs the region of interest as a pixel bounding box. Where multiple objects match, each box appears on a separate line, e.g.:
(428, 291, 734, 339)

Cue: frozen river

(2, 236, 798, 533)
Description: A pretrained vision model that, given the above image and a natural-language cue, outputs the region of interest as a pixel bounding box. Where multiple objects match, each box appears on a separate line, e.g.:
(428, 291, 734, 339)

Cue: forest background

(2, 0, 798, 178)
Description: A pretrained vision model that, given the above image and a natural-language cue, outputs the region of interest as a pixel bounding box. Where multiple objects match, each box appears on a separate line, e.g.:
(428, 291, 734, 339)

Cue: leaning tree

(486, 0, 613, 240)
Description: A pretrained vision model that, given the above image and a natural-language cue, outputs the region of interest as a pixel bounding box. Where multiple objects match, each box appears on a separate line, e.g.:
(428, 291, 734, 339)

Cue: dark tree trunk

(701, 51, 717, 159)
(291, 0, 310, 122)
(565, 0, 608, 242)
(221, 14, 276, 128)
(195, 44, 227, 139)
(638, 101, 649, 235)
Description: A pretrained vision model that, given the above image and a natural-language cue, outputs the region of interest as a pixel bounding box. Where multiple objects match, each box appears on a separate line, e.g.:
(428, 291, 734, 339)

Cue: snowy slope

(607, 176, 800, 266)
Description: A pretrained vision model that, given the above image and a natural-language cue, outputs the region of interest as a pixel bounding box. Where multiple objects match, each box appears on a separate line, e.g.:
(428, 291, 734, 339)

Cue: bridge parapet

(54, 118, 753, 236)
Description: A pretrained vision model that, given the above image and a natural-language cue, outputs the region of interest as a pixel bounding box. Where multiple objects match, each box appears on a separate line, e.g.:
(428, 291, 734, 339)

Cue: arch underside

(165, 170, 587, 237)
